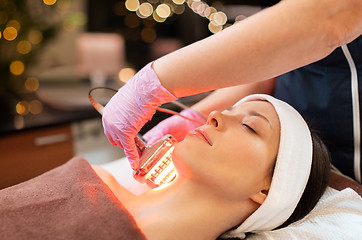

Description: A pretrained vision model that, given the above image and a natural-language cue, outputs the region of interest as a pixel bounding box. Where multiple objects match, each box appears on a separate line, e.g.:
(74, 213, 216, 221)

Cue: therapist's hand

(102, 62, 177, 170)
(143, 109, 206, 145)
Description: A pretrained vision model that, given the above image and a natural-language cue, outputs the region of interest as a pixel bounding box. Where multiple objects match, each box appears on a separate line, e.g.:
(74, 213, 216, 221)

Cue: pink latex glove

(102, 62, 177, 169)
(143, 108, 206, 145)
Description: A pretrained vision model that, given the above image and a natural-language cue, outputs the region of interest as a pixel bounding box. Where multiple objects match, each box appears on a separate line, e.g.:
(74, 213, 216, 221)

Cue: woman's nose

(206, 111, 225, 130)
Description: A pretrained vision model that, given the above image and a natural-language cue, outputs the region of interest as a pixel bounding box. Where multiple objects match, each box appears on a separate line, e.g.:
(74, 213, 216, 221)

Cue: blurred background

(0, 0, 277, 189)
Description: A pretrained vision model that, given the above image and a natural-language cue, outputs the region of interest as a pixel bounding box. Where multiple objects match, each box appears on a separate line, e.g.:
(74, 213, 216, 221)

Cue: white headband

(222, 94, 313, 239)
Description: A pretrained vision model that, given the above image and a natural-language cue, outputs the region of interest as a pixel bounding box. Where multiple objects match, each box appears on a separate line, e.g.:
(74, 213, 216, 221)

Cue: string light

(137, 2, 153, 18)
(3, 26, 17, 41)
(16, 101, 29, 116)
(25, 77, 40, 92)
(125, 0, 140, 12)
(14, 115, 25, 130)
(172, 0, 185, 5)
(17, 40, 32, 55)
(123, 0, 241, 35)
(29, 100, 43, 115)
(9, 60, 25, 76)
(155, 4, 171, 18)
(43, 0, 57, 6)
(6, 19, 20, 31)
(152, 10, 166, 23)
(1, 0, 79, 101)
(187, 0, 231, 33)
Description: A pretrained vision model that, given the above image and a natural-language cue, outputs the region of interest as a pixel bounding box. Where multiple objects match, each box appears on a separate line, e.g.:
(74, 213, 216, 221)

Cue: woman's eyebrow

(249, 110, 273, 130)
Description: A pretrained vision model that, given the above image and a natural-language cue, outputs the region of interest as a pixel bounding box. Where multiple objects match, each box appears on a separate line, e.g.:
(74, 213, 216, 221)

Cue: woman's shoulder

(92, 165, 136, 202)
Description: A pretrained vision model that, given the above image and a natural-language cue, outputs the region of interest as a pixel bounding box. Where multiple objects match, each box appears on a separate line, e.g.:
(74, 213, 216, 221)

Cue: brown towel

(0, 156, 146, 240)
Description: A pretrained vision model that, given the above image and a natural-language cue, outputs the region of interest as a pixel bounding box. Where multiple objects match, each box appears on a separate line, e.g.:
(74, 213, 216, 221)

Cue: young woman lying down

(0, 94, 332, 239)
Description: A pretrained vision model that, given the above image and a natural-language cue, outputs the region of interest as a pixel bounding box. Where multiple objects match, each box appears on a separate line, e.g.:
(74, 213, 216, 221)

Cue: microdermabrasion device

(133, 134, 178, 189)
(89, 87, 179, 189)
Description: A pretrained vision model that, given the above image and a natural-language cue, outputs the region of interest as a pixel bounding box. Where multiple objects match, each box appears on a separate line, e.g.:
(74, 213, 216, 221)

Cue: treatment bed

(0, 156, 361, 239)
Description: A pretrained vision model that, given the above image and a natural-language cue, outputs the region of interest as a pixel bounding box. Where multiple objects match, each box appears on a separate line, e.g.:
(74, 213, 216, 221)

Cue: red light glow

(145, 146, 177, 188)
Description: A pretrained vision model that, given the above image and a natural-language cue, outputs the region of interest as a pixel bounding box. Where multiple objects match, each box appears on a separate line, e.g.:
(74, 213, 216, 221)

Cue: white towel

(246, 187, 362, 240)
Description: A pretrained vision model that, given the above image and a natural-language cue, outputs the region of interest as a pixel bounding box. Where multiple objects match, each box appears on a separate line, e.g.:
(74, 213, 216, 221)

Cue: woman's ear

(250, 189, 269, 205)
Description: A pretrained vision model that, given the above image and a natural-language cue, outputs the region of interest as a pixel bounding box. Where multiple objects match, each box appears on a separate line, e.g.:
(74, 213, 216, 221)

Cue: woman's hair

(278, 130, 331, 228)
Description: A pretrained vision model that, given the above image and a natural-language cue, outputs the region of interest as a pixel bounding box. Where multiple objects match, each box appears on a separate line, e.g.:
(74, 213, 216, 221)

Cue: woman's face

(172, 100, 280, 201)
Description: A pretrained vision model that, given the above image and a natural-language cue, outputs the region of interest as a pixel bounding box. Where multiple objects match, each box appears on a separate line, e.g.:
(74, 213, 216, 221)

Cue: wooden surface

(0, 124, 74, 189)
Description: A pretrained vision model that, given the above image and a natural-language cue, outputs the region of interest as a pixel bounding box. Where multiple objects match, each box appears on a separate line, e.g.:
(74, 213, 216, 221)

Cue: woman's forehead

(234, 99, 275, 112)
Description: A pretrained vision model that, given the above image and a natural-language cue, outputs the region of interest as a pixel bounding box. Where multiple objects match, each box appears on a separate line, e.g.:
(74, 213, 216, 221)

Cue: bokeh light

(208, 22, 222, 33)
(121, 0, 234, 34)
(183, 0, 232, 34)
(9, 60, 25, 76)
(16, 101, 29, 116)
(125, 0, 140, 12)
(43, 0, 57, 6)
(204, 7, 216, 18)
(14, 115, 25, 130)
(172, 4, 184, 14)
(138, 2, 153, 18)
(210, 12, 227, 26)
(141, 27, 156, 43)
(119, 68, 136, 83)
(6, 19, 20, 31)
(196, 3, 207, 16)
(3, 26, 17, 41)
(25, 77, 39, 92)
(28, 30, 43, 44)
(17, 40, 32, 54)
(156, 4, 171, 18)
(191, 1, 201, 13)
(172, 0, 185, 5)
(153, 10, 166, 23)
(29, 100, 43, 115)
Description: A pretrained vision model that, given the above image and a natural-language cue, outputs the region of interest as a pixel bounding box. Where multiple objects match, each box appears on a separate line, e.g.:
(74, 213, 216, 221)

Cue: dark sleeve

(0, 156, 146, 240)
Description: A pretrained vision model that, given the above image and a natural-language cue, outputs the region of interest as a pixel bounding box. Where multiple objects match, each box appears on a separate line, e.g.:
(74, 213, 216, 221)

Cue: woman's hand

(143, 109, 206, 145)
(102, 63, 177, 170)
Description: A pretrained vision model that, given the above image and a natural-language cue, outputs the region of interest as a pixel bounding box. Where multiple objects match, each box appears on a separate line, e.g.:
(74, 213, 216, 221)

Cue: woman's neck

(123, 177, 258, 240)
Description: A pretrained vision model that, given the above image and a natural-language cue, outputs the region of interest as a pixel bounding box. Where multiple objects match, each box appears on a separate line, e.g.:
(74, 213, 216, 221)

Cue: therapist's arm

(191, 78, 276, 116)
(154, 0, 362, 97)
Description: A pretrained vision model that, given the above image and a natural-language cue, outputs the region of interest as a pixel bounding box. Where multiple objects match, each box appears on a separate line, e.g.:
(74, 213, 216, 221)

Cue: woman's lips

(189, 128, 213, 146)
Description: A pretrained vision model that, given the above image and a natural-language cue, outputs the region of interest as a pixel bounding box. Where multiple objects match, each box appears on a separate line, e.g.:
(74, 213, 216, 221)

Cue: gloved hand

(143, 108, 206, 145)
(102, 62, 177, 170)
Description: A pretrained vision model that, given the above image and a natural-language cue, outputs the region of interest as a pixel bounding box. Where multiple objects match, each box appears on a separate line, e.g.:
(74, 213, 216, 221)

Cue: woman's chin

(171, 145, 193, 178)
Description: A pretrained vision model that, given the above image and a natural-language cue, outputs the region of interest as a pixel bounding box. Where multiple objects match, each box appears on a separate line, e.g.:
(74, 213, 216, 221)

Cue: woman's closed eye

(243, 123, 256, 134)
